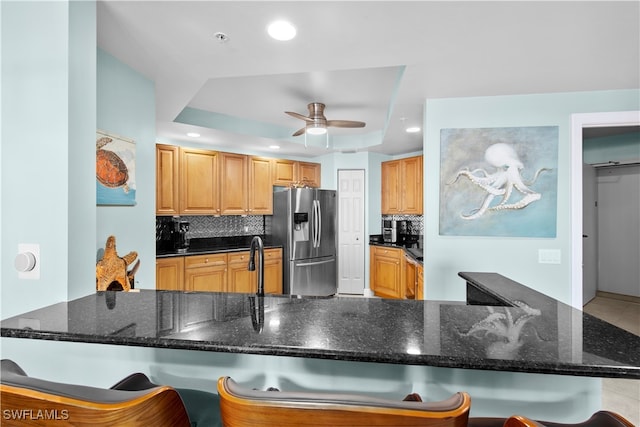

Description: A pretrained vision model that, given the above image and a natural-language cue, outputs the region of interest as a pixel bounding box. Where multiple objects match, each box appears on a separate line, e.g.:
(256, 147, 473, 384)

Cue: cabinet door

(370, 246, 404, 299)
(227, 252, 254, 293)
(416, 265, 424, 300)
(272, 159, 296, 186)
(263, 248, 283, 294)
(180, 148, 219, 215)
(297, 162, 321, 188)
(156, 257, 184, 290)
(401, 156, 423, 214)
(381, 160, 401, 214)
(405, 256, 417, 300)
(184, 254, 227, 292)
(220, 152, 248, 215)
(248, 156, 273, 214)
(156, 144, 180, 215)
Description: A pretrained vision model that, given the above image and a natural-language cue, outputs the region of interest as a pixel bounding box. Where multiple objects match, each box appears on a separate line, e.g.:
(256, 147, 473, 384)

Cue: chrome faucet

(248, 236, 264, 296)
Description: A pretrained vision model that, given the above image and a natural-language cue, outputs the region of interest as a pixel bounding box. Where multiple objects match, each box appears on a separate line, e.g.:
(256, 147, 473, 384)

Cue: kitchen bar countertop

(2, 272, 638, 379)
(156, 235, 282, 258)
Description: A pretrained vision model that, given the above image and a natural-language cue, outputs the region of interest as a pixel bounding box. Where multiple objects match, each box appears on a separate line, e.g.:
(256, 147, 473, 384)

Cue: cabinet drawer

(264, 248, 282, 261)
(228, 251, 250, 265)
(372, 246, 402, 260)
(185, 254, 226, 269)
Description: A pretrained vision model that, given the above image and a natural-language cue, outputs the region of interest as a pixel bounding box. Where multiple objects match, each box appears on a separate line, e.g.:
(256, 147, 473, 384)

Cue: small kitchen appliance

(382, 220, 397, 243)
(172, 219, 190, 253)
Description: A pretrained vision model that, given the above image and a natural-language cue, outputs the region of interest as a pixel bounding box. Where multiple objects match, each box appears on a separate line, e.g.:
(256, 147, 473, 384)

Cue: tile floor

(583, 294, 640, 425)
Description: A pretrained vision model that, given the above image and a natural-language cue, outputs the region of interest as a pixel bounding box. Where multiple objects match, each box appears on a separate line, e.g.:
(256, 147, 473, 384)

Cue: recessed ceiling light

(267, 20, 296, 41)
(186, 132, 200, 138)
(406, 126, 421, 133)
(269, 145, 280, 149)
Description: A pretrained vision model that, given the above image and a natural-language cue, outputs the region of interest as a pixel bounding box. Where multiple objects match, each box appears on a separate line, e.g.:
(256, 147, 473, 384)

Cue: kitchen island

(2, 272, 638, 379)
(1, 273, 638, 421)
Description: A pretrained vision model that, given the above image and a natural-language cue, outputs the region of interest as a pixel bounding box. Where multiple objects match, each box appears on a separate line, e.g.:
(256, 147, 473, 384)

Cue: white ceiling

(97, 1, 640, 158)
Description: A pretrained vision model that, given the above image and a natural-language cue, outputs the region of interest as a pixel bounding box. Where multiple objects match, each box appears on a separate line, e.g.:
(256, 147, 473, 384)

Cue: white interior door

(337, 169, 365, 294)
(582, 163, 597, 305)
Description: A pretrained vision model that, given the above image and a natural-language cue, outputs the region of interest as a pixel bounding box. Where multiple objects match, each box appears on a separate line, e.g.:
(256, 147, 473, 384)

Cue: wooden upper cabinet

(381, 156, 422, 215)
(180, 148, 219, 215)
(272, 159, 296, 186)
(381, 160, 401, 215)
(248, 156, 273, 214)
(220, 152, 249, 215)
(401, 156, 423, 214)
(296, 161, 321, 188)
(156, 144, 180, 215)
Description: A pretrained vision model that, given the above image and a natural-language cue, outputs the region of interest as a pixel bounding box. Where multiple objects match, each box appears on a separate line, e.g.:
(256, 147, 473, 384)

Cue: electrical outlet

(538, 249, 561, 264)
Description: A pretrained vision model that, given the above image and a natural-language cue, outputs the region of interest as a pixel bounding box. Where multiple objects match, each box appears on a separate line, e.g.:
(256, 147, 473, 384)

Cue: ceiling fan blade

(285, 111, 314, 122)
(292, 127, 306, 137)
(327, 120, 366, 128)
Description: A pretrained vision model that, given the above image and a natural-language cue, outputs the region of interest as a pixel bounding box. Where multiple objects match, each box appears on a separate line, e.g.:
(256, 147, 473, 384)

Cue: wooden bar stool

(0, 359, 211, 426)
(469, 411, 634, 427)
(217, 376, 471, 426)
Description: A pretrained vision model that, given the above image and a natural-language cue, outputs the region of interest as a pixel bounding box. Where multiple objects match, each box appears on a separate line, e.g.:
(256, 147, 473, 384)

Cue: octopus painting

(439, 126, 558, 237)
(450, 143, 550, 220)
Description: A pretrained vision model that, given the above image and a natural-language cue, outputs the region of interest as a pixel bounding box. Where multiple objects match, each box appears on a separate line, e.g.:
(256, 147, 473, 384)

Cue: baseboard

(596, 290, 640, 304)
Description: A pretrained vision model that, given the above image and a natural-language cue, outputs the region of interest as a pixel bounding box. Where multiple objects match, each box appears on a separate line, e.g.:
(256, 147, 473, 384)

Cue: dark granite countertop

(2, 272, 638, 379)
(157, 235, 282, 258)
(369, 235, 423, 264)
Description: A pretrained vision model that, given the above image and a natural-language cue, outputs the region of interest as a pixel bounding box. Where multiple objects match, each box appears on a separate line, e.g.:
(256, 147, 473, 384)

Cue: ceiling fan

(285, 102, 366, 137)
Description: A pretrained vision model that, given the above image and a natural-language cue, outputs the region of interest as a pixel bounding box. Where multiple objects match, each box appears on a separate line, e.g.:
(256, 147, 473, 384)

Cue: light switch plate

(538, 249, 561, 264)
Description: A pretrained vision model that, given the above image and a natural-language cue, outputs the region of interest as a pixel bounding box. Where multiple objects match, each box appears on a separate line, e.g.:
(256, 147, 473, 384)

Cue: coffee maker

(172, 219, 190, 252)
(382, 220, 397, 243)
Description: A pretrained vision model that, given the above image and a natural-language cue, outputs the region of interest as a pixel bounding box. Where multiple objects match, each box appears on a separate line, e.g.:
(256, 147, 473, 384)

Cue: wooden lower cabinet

(156, 248, 283, 294)
(184, 254, 227, 292)
(228, 249, 283, 294)
(370, 246, 405, 299)
(227, 252, 253, 293)
(416, 265, 424, 300)
(156, 257, 184, 291)
(263, 248, 283, 294)
(405, 255, 417, 299)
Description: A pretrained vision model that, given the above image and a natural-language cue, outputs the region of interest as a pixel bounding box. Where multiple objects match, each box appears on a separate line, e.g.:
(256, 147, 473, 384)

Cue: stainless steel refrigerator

(272, 188, 337, 296)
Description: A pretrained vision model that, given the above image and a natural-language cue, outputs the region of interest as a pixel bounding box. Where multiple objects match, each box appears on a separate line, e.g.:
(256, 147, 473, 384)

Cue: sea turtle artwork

(96, 136, 129, 193)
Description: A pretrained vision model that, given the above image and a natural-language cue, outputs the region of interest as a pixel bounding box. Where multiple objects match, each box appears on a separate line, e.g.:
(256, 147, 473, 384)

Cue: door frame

(570, 110, 640, 309)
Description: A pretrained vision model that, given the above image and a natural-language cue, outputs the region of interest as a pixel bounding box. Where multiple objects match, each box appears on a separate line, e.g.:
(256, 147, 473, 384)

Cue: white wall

(1, 1, 96, 317)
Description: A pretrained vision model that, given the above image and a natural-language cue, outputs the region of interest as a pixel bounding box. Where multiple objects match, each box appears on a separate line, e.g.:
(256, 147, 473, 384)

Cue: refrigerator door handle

(317, 198, 322, 248)
(296, 259, 334, 267)
(312, 199, 319, 248)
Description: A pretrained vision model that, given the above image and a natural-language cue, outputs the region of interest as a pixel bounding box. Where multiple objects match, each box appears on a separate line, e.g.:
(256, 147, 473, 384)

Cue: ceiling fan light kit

(306, 124, 327, 135)
(286, 102, 365, 137)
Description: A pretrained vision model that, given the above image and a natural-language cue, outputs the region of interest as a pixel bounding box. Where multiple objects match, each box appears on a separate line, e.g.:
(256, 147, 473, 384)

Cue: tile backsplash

(157, 213, 423, 241)
(156, 215, 266, 240)
(380, 214, 424, 235)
